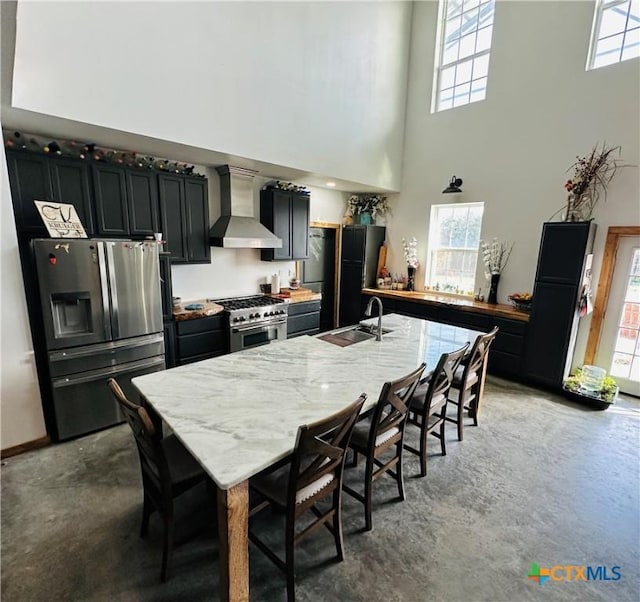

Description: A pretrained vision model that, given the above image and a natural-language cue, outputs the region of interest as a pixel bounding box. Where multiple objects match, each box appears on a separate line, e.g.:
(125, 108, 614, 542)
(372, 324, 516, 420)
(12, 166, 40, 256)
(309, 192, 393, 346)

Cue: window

(588, 0, 640, 70)
(425, 202, 484, 295)
(432, 0, 496, 113)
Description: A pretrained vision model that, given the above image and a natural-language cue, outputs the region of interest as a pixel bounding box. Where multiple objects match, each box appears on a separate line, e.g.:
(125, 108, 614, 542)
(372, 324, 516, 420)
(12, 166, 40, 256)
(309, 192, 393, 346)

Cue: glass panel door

(597, 237, 640, 396)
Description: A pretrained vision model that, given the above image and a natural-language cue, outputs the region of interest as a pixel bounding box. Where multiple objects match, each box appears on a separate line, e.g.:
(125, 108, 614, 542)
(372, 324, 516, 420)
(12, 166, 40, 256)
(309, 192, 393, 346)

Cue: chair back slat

(107, 378, 172, 498)
(463, 326, 499, 386)
(289, 395, 367, 503)
(369, 363, 426, 448)
(417, 344, 469, 415)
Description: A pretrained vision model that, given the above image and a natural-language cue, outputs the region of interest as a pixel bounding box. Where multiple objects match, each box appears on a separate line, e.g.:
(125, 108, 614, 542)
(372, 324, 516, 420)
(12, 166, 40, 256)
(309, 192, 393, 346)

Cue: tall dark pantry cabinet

(339, 225, 385, 326)
(523, 221, 596, 389)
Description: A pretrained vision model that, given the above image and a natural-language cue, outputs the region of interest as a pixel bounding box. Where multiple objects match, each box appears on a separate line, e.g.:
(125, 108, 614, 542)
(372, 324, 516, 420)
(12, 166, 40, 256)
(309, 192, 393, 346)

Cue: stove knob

(239, 316, 246, 321)
(249, 313, 254, 319)
(233, 317, 239, 323)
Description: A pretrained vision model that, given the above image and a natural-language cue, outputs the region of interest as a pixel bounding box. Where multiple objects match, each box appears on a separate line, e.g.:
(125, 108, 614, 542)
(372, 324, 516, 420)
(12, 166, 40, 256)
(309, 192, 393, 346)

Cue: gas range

(210, 295, 288, 353)
(211, 295, 288, 326)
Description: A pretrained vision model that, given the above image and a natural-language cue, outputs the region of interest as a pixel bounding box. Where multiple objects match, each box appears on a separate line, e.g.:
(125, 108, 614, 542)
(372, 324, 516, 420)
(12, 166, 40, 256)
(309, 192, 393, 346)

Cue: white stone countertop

(132, 313, 484, 489)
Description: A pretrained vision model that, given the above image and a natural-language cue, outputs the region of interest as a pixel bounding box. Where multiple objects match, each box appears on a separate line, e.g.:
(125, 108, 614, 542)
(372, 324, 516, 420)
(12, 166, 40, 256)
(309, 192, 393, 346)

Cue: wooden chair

(446, 326, 499, 440)
(404, 345, 468, 477)
(342, 363, 426, 532)
(249, 394, 366, 602)
(107, 378, 207, 582)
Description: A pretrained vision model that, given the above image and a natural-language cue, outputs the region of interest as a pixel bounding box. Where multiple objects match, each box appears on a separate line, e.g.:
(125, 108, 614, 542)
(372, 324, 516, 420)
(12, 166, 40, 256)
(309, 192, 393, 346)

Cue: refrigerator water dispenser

(51, 292, 93, 338)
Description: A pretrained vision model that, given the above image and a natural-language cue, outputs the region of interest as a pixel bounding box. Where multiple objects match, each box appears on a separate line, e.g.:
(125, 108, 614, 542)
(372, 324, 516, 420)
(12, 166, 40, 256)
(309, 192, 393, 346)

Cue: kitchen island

(132, 313, 484, 601)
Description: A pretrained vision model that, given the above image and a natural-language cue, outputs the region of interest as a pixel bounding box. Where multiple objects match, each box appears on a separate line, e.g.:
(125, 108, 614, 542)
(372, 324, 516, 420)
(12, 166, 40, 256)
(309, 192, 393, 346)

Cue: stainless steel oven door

(230, 319, 287, 352)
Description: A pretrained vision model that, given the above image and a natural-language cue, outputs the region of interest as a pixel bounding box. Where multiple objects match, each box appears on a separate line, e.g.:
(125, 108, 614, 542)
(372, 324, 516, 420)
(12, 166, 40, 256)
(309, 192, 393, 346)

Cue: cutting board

(173, 300, 224, 321)
(376, 244, 387, 278)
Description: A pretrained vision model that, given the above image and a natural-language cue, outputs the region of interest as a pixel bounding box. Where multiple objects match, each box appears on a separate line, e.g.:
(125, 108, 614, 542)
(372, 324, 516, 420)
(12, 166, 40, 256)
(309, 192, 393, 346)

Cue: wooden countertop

(266, 288, 322, 303)
(362, 288, 530, 322)
(172, 299, 224, 321)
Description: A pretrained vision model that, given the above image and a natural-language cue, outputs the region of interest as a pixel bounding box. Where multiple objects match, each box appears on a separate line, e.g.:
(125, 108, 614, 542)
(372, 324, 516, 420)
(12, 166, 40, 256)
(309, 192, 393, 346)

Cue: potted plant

(562, 366, 619, 410)
(347, 194, 388, 225)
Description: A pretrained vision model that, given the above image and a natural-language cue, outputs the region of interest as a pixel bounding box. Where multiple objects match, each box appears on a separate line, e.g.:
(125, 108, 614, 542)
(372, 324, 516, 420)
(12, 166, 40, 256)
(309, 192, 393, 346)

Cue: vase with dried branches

(563, 143, 623, 222)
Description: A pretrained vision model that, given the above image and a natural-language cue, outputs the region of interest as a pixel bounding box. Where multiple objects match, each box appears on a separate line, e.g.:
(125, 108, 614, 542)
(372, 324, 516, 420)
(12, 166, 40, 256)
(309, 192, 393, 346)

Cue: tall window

(588, 0, 639, 70)
(432, 0, 496, 113)
(426, 202, 484, 295)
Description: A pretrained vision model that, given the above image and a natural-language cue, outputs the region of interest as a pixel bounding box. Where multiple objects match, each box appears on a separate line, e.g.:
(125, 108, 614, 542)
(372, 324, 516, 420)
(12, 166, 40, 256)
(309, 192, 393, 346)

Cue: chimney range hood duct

(209, 165, 283, 249)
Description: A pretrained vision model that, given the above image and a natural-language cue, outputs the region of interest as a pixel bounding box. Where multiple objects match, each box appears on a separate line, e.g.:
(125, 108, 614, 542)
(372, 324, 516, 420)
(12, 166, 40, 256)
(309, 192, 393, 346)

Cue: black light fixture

(442, 175, 463, 194)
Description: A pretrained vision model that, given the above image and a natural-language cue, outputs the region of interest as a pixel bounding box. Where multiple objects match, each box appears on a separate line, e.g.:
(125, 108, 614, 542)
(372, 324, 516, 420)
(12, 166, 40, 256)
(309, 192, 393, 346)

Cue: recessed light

(326, 181, 336, 188)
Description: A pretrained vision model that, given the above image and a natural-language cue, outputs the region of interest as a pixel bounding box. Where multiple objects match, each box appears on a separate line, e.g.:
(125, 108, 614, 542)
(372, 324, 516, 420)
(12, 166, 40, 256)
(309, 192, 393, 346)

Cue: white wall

(385, 0, 639, 368)
(11, 0, 411, 191)
(171, 172, 349, 301)
(0, 136, 47, 450)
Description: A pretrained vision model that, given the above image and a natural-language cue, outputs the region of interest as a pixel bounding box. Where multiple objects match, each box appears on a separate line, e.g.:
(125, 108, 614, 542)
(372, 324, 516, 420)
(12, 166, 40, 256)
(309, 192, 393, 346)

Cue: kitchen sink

(318, 324, 393, 347)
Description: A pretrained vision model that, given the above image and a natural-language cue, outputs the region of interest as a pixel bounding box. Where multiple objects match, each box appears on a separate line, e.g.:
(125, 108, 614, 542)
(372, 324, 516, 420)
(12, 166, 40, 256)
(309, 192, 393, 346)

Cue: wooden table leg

(217, 480, 249, 602)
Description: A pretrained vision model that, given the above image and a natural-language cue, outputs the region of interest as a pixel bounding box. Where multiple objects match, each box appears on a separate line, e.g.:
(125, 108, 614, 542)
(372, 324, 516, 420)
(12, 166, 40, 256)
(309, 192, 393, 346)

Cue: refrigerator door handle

(105, 242, 120, 339)
(98, 241, 113, 340)
(52, 356, 165, 388)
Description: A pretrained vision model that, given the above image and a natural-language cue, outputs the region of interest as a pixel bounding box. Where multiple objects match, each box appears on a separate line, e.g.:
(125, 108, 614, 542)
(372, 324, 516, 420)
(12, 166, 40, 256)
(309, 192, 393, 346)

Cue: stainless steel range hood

(209, 165, 282, 248)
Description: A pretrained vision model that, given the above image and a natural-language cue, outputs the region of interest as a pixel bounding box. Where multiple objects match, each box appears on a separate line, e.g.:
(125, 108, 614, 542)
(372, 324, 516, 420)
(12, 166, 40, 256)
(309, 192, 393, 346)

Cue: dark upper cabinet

(7, 148, 208, 264)
(159, 174, 210, 264)
(184, 178, 210, 263)
(49, 157, 94, 235)
(93, 165, 161, 237)
(260, 189, 310, 261)
(7, 151, 53, 233)
(126, 169, 159, 236)
(92, 164, 129, 236)
(339, 225, 386, 326)
(523, 221, 595, 389)
(7, 150, 96, 235)
(534, 222, 595, 285)
(159, 174, 187, 262)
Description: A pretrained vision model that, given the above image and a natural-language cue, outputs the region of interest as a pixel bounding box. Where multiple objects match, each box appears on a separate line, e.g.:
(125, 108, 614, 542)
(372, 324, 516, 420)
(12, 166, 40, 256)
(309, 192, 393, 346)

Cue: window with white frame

(432, 0, 496, 113)
(425, 202, 484, 295)
(588, 0, 639, 70)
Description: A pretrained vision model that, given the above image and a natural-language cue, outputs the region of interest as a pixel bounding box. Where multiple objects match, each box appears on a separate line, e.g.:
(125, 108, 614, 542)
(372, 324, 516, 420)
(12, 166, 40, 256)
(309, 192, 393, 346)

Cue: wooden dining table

(132, 313, 485, 601)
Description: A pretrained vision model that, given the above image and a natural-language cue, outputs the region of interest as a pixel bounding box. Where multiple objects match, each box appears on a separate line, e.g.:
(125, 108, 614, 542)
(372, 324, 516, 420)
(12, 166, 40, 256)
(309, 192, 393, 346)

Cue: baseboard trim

(1, 435, 51, 459)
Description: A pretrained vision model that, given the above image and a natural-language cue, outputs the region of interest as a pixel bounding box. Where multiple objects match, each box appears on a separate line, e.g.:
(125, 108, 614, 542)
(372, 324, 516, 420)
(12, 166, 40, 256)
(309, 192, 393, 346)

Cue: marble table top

(132, 313, 484, 489)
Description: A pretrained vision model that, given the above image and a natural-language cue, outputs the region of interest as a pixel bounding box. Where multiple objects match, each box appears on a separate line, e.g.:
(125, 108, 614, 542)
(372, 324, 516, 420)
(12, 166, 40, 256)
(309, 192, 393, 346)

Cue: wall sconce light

(442, 175, 463, 194)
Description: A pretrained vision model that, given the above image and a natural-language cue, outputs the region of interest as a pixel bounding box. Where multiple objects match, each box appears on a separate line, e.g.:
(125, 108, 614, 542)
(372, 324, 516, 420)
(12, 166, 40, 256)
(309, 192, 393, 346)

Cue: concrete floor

(2, 377, 639, 602)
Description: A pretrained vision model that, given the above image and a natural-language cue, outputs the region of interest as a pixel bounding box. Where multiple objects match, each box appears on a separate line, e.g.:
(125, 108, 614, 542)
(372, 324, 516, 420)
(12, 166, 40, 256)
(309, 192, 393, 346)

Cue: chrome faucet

(365, 296, 384, 341)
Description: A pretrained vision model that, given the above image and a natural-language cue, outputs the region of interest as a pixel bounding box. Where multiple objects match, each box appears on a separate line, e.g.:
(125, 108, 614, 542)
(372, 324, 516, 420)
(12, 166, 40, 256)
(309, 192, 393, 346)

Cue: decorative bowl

(508, 295, 533, 312)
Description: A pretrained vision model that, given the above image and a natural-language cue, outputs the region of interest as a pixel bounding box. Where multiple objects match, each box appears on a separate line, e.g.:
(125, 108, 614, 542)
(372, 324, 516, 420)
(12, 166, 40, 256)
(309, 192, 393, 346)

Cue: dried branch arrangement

(563, 143, 623, 221)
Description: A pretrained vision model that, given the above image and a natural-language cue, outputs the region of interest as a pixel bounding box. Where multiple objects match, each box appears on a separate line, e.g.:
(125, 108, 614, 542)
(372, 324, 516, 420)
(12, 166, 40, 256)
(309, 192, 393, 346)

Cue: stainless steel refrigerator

(32, 239, 165, 441)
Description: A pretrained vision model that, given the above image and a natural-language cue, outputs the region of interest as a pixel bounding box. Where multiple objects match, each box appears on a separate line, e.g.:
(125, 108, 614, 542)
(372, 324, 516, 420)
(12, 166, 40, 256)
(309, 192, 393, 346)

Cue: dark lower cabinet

(175, 315, 228, 365)
(287, 300, 321, 338)
(362, 292, 527, 380)
(163, 321, 177, 369)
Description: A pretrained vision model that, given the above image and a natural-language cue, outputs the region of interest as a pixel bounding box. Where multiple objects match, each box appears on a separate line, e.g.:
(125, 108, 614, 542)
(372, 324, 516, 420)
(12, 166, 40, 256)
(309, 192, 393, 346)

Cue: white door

(596, 236, 640, 396)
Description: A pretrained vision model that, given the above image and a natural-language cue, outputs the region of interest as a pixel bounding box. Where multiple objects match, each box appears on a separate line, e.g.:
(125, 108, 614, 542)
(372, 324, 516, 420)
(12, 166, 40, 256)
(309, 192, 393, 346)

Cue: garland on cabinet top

(3, 130, 205, 177)
(264, 180, 310, 195)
